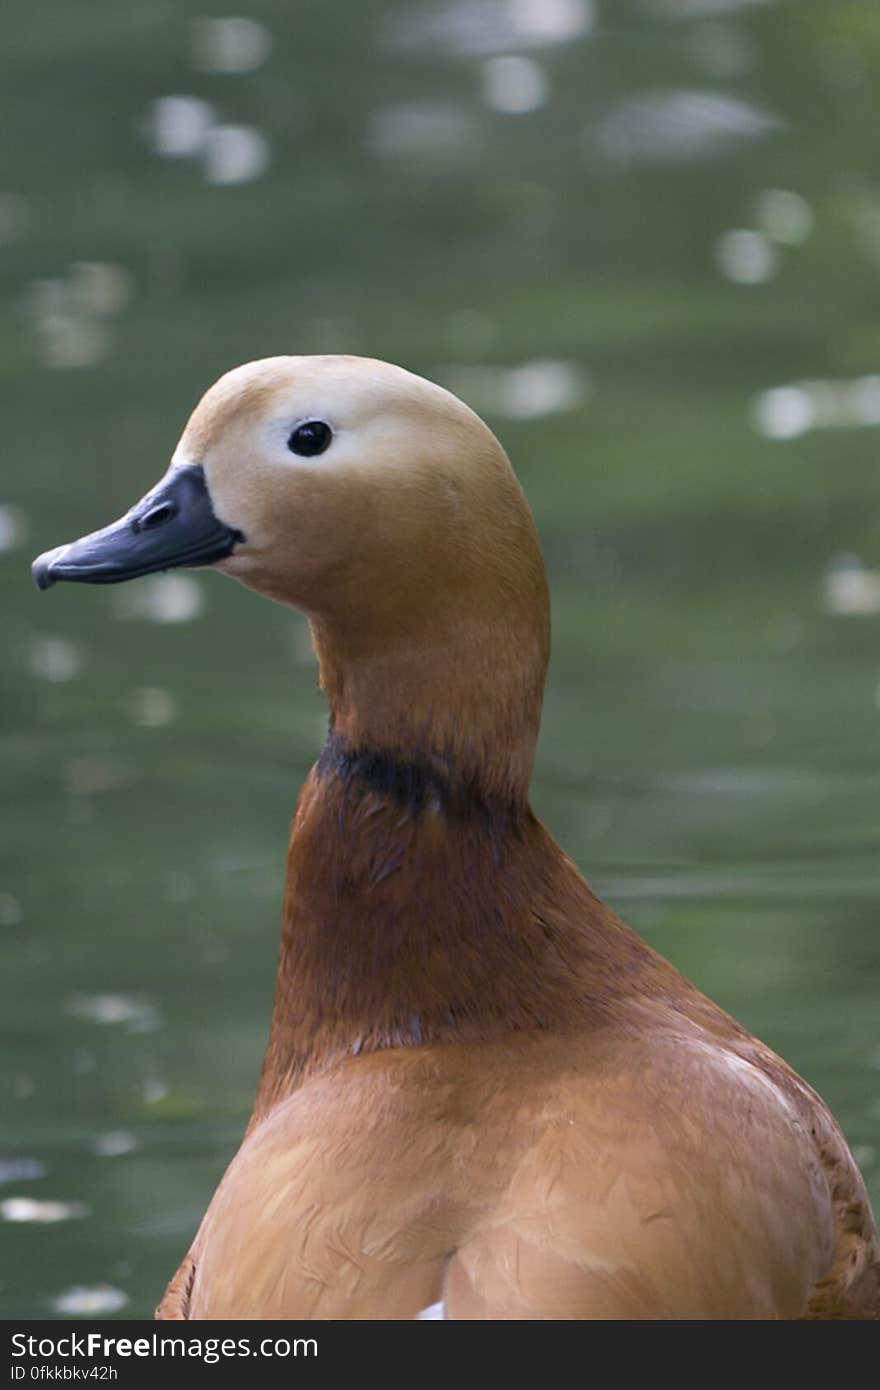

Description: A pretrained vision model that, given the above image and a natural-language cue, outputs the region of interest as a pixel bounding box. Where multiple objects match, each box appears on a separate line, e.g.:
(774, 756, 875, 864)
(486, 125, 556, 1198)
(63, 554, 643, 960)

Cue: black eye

(288, 420, 333, 457)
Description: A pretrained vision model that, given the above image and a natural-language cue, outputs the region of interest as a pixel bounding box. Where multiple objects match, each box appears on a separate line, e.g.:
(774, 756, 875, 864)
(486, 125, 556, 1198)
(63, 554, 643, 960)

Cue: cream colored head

(178, 355, 545, 639)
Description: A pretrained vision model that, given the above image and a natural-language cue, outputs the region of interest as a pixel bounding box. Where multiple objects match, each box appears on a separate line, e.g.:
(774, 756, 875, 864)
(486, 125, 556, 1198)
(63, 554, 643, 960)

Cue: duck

(32, 354, 880, 1320)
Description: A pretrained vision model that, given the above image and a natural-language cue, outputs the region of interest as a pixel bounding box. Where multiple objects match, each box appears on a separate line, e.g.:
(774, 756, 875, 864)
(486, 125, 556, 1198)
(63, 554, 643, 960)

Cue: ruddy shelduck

(33, 356, 880, 1319)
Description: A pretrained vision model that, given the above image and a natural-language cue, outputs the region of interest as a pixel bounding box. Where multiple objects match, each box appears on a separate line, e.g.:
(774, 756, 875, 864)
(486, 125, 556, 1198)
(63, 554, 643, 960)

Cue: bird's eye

(287, 421, 333, 457)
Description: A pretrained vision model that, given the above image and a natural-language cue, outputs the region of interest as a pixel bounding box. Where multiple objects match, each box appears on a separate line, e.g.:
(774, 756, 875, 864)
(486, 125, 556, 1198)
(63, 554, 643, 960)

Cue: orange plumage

(33, 357, 880, 1319)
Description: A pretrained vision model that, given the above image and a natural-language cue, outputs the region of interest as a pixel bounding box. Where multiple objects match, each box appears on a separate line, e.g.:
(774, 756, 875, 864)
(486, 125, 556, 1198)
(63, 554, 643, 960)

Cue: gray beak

(32, 464, 244, 591)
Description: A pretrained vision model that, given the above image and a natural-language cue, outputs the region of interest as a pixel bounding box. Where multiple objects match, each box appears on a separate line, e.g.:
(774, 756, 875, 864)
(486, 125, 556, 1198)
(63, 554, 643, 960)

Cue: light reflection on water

(439, 359, 588, 417)
(754, 378, 880, 440)
(1, 0, 879, 1320)
(482, 55, 549, 113)
(589, 89, 782, 165)
(386, 0, 596, 56)
(51, 1286, 128, 1316)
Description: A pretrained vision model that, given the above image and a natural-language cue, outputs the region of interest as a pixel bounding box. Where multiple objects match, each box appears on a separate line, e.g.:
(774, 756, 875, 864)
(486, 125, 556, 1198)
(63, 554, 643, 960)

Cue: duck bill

(31, 464, 244, 591)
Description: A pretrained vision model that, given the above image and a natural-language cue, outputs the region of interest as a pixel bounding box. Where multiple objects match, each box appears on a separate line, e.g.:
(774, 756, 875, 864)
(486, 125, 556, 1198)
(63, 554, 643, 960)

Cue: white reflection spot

(70, 262, 133, 316)
(52, 1286, 128, 1316)
(823, 555, 880, 618)
(131, 686, 177, 727)
(30, 636, 81, 683)
(385, 0, 594, 57)
(27, 266, 131, 370)
(0, 504, 28, 552)
(752, 386, 814, 440)
(112, 573, 204, 624)
(503, 359, 587, 417)
(204, 125, 270, 185)
(441, 359, 588, 419)
(483, 55, 548, 112)
(43, 318, 109, 370)
(754, 189, 813, 246)
(93, 1131, 139, 1158)
(143, 1078, 169, 1105)
(1, 1198, 88, 1223)
(68, 993, 160, 1032)
(752, 377, 880, 439)
(150, 96, 216, 157)
(192, 17, 273, 73)
(715, 228, 778, 284)
(507, 0, 593, 44)
(592, 89, 780, 165)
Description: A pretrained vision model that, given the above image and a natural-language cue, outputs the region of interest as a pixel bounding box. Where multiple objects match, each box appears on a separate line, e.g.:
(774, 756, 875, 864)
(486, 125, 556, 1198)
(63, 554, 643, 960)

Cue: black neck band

(315, 731, 521, 825)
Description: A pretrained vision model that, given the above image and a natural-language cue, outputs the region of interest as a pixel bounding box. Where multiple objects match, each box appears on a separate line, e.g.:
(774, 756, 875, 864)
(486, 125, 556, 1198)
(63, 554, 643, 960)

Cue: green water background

(1, 0, 879, 1318)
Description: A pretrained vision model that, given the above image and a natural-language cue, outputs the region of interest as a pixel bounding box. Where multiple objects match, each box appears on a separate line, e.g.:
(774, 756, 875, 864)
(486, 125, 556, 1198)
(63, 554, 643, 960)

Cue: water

(2, 0, 879, 1318)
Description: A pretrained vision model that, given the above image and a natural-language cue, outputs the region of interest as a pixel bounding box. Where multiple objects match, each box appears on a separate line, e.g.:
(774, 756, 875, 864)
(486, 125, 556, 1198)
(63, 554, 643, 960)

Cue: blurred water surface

(2, 0, 879, 1318)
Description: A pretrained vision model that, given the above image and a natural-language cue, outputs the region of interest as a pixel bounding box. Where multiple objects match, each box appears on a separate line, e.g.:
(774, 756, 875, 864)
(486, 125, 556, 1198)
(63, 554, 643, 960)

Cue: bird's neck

(307, 592, 549, 802)
(250, 600, 657, 1123)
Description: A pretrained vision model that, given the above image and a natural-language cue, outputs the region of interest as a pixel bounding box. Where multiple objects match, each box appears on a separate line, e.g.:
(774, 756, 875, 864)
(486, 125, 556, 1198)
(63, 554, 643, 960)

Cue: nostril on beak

(132, 501, 178, 533)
